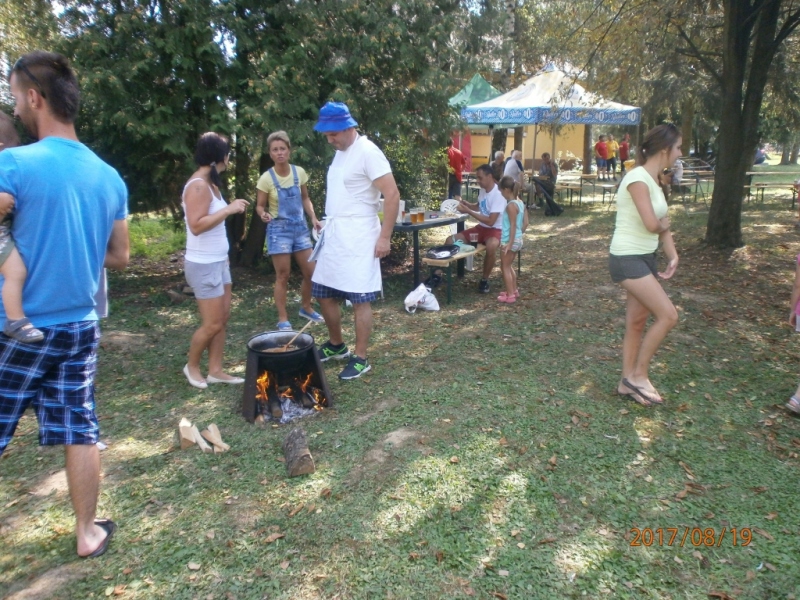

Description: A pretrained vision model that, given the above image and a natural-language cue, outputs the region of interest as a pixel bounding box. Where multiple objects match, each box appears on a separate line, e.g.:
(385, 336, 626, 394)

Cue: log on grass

(283, 428, 315, 477)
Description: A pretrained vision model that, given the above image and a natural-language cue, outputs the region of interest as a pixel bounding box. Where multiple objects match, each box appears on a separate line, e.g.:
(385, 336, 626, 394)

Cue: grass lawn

(2, 188, 800, 599)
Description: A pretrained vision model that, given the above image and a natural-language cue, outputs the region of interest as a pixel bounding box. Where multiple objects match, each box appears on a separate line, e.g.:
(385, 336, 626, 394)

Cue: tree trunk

(583, 125, 592, 175)
(790, 141, 800, 164)
(705, 0, 782, 248)
(781, 145, 791, 165)
(240, 137, 275, 267)
(491, 127, 507, 158)
(226, 142, 250, 265)
(681, 100, 694, 157)
(513, 127, 523, 154)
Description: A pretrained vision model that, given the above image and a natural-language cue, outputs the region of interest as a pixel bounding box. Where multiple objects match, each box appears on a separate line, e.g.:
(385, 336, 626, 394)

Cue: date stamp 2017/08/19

(629, 527, 752, 547)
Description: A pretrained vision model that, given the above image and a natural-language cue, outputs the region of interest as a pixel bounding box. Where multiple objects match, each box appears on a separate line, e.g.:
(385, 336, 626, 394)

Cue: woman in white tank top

(181, 132, 249, 389)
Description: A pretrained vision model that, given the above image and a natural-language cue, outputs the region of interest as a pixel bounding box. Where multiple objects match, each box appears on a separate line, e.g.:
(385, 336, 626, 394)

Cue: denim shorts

(0, 321, 100, 453)
(267, 219, 313, 256)
(596, 158, 607, 169)
(609, 252, 657, 283)
(184, 259, 231, 299)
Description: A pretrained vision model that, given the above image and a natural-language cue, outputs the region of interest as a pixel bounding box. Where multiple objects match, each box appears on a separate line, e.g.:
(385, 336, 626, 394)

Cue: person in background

(619, 133, 631, 175)
(256, 130, 323, 332)
(502, 149, 525, 199)
(754, 145, 770, 165)
(497, 176, 528, 304)
(448, 163, 506, 294)
(607, 134, 619, 181)
(0, 112, 44, 343)
(0, 51, 129, 558)
(787, 252, 800, 415)
(491, 150, 505, 182)
(536, 152, 563, 216)
(182, 132, 249, 389)
(311, 102, 400, 380)
(609, 123, 681, 407)
(446, 139, 467, 202)
(595, 134, 609, 181)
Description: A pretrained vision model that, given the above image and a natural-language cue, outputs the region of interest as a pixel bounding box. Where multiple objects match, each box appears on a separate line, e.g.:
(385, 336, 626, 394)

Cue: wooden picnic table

(393, 213, 468, 288)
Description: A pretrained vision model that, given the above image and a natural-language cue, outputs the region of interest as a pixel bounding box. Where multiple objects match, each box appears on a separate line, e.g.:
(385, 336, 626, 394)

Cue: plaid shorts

(0, 321, 100, 455)
(311, 282, 379, 304)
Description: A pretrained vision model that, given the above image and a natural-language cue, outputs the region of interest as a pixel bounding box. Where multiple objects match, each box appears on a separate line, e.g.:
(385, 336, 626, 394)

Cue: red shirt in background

(447, 145, 467, 182)
(594, 141, 608, 160)
(619, 141, 629, 161)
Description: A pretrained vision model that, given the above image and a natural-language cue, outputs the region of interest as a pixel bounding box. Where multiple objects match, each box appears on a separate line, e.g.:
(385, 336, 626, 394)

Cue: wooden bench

(422, 244, 485, 304)
(422, 242, 524, 304)
(744, 182, 799, 208)
(554, 182, 583, 206)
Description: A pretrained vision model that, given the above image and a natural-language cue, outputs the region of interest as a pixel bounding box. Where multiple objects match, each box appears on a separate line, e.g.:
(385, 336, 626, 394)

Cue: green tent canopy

(448, 73, 501, 108)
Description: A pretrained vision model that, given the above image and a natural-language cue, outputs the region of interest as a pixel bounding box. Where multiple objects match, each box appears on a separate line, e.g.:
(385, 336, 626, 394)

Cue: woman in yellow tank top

(609, 124, 681, 406)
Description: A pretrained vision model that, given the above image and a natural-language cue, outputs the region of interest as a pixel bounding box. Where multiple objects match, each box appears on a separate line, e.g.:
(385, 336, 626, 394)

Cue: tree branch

(673, 21, 723, 87)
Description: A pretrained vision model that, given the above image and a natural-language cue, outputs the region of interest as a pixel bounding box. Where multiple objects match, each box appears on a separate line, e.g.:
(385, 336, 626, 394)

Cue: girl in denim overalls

(255, 131, 323, 331)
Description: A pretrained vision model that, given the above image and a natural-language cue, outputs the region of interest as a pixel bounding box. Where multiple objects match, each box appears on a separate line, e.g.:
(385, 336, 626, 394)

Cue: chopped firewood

(191, 425, 213, 453)
(201, 424, 230, 453)
(283, 428, 315, 477)
(178, 418, 196, 450)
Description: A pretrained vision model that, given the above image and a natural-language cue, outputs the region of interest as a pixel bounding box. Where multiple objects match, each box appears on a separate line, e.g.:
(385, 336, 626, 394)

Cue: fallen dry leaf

(549, 454, 557, 466)
(264, 532, 285, 544)
(187, 562, 201, 571)
(750, 486, 768, 494)
(449, 456, 460, 464)
(280, 560, 289, 569)
(752, 527, 774, 541)
(510, 529, 520, 537)
(113, 585, 126, 596)
(762, 562, 777, 571)
(408, 552, 420, 560)
(206, 530, 215, 540)
(122, 567, 132, 575)
(679, 461, 695, 478)
(765, 512, 777, 520)
(571, 415, 580, 425)
(276, 456, 286, 463)
(288, 503, 305, 517)
(538, 537, 557, 545)
(707, 592, 735, 600)
(498, 437, 509, 446)
(320, 488, 332, 499)
(517, 542, 525, 549)
(491, 593, 508, 600)
(674, 556, 683, 564)
(498, 569, 509, 577)
(435, 550, 444, 563)
(745, 570, 756, 581)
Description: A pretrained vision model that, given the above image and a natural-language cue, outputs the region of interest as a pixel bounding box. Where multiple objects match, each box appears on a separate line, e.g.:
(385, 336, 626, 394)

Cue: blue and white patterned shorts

(311, 282, 379, 304)
(0, 321, 100, 454)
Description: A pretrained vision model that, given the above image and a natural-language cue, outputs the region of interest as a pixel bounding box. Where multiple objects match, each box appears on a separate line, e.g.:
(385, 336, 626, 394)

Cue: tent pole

(532, 124, 538, 165)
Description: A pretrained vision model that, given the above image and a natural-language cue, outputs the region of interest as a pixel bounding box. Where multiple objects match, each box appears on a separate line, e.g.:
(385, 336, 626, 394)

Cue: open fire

(242, 331, 333, 424)
(255, 370, 328, 421)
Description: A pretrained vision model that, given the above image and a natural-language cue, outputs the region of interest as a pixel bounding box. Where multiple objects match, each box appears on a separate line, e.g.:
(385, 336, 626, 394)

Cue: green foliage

(128, 215, 186, 259)
(380, 135, 449, 210)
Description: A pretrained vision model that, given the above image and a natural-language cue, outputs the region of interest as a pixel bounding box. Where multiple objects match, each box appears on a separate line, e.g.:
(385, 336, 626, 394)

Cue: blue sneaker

(339, 356, 371, 380)
(277, 321, 292, 331)
(299, 307, 325, 323)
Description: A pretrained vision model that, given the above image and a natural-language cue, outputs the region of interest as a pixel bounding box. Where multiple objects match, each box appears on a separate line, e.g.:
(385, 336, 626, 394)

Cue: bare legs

(482, 237, 499, 280)
(318, 297, 372, 359)
(1, 248, 27, 320)
(617, 275, 678, 401)
(500, 249, 518, 296)
(271, 249, 317, 323)
(187, 284, 232, 382)
(66, 444, 108, 557)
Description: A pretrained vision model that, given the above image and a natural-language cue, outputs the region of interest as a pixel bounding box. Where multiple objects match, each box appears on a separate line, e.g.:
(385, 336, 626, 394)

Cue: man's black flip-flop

(81, 519, 116, 558)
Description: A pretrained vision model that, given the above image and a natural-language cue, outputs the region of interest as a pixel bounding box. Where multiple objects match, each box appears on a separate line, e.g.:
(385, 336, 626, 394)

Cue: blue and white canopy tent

(461, 64, 641, 164)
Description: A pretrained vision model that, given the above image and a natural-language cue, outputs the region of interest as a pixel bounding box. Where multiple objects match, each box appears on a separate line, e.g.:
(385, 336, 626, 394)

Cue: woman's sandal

(787, 396, 800, 415)
(621, 378, 663, 406)
(3, 317, 44, 344)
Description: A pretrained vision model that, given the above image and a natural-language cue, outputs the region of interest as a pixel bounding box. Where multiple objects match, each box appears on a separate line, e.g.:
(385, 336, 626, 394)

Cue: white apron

(311, 164, 382, 293)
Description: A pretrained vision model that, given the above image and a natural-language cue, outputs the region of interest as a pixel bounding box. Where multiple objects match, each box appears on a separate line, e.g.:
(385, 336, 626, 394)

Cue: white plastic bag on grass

(404, 284, 440, 313)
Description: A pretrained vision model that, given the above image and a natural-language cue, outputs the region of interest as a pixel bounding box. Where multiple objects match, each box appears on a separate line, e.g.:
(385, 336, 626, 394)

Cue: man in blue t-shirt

(0, 51, 129, 558)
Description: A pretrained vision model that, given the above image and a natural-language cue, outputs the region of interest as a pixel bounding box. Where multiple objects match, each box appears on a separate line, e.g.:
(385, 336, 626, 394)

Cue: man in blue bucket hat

(310, 102, 400, 380)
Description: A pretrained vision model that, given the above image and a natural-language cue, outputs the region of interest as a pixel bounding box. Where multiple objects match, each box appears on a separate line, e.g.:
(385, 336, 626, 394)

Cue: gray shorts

(0, 220, 16, 268)
(184, 259, 231, 299)
(609, 252, 657, 283)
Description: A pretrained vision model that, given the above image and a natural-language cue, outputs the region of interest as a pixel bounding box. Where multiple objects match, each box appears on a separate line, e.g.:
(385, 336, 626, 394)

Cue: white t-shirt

(503, 158, 523, 182)
(477, 184, 506, 229)
(326, 135, 392, 216)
